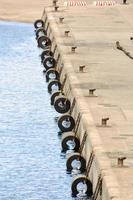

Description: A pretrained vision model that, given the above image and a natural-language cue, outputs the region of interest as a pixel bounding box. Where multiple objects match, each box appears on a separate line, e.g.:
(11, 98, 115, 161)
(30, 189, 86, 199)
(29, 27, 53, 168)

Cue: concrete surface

(43, 1, 133, 199)
(1, 0, 132, 199)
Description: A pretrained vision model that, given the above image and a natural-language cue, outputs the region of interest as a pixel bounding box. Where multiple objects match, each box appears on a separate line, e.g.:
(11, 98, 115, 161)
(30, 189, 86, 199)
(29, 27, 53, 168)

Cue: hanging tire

(36, 27, 47, 38)
(58, 114, 75, 132)
(51, 91, 61, 105)
(48, 80, 62, 93)
(66, 152, 86, 173)
(43, 56, 56, 70)
(71, 175, 93, 198)
(41, 50, 53, 62)
(61, 132, 80, 152)
(34, 19, 44, 29)
(54, 96, 70, 114)
(37, 36, 51, 49)
(46, 68, 59, 82)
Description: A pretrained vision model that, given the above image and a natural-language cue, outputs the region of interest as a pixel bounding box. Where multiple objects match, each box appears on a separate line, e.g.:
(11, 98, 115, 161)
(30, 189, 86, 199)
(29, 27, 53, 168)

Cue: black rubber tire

(61, 132, 80, 152)
(54, 96, 71, 114)
(48, 80, 62, 94)
(41, 50, 53, 62)
(66, 152, 86, 173)
(34, 19, 44, 29)
(46, 68, 59, 82)
(42, 56, 56, 70)
(58, 114, 75, 132)
(71, 175, 93, 198)
(50, 91, 61, 105)
(37, 36, 51, 49)
(36, 27, 47, 38)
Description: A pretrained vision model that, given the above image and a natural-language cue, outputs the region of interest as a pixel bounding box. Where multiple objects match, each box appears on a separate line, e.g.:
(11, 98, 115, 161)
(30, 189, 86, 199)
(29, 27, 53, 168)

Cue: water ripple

(0, 21, 73, 200)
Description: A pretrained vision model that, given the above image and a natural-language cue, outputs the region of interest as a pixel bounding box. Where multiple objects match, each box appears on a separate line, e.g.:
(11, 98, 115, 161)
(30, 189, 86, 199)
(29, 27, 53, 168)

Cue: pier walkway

(0, 0, 133, 199)
(43, 1, 133, 199)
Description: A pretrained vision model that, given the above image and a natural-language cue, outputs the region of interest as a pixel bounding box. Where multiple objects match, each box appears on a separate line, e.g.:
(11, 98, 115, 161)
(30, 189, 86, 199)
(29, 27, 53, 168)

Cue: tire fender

(57, 114, 75, 132)
(41, 50, 53, 62)
(66, 152, 86, 173)
(54, 96, 70, 114)
(42, 56, 56, 70)
(61, 132, 80, 152)
(50, 91, 61, 105)
(34, 19, 44, 29)
(48, 80, 62, 94)
(37, 36, 51, 49)
(46, 68, 59, 82)
(36, 27, 47, 38)
(71, 174, 93, 197)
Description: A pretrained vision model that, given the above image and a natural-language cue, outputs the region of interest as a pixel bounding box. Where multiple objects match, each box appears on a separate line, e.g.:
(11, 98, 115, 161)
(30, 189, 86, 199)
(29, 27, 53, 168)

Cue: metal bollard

(101, 117, 109, 126)
(79, 65, 85, 72)
(59, 17, 64, 23)
(53, 0, 58, 6)
(54, 6, 59, 11)
(71, 46, 77, 53)
(117, 157, 126, 167)
(65, 31, 70, 37)
(89, 89, 96, 96)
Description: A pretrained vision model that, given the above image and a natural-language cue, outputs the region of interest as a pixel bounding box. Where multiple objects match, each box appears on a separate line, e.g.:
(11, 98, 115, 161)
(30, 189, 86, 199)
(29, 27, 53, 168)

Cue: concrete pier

(42, 1, 133, 199)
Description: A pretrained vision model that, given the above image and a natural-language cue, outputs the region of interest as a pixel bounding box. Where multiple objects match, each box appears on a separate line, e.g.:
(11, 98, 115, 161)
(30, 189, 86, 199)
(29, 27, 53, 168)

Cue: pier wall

(42, 7, 120, 200)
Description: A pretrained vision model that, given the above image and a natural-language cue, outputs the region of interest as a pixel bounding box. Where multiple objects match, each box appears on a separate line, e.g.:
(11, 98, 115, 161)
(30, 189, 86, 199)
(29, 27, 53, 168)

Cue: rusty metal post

(101, 117, 109, 126)
(79, 65, 85, 72)
(117, 157, 126, 167)
(65, 31, 70, 37)
(89, 89, 96, 96)
(53, 0, 58, 6)
(71, 46, 77, 53)
(54, 6, 59, 11)
(59, 17, 64, 23)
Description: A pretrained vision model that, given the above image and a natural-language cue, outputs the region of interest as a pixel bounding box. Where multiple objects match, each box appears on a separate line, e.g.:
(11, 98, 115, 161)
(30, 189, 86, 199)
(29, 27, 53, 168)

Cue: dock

(1, 0, 132, 199)
(41, 1, 133, 199)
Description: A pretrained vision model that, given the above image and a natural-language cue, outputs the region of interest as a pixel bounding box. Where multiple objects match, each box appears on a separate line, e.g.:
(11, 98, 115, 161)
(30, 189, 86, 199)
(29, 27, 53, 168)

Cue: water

(0, 21, 73, 200)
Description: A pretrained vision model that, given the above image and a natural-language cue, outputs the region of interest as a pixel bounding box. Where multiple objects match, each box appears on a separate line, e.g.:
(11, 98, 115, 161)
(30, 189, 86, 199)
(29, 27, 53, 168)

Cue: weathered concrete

(43, 1, 133, 199)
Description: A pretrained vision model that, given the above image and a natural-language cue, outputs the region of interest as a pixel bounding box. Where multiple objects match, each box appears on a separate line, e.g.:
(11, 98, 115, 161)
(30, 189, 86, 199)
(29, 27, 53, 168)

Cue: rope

(73, 113, 81, 135)
(61, 74, 67, 92)
(79, 131, 87, 154)
(85, 151, 94, 177)
(116, 41, 133, 60)
(92, 175, 102, 200)
(69, 98, 76, 115)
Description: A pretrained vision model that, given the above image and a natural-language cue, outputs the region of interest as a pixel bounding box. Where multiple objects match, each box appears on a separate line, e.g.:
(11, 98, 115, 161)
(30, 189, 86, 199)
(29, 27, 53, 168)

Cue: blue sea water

(0, 21, 73, 200)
